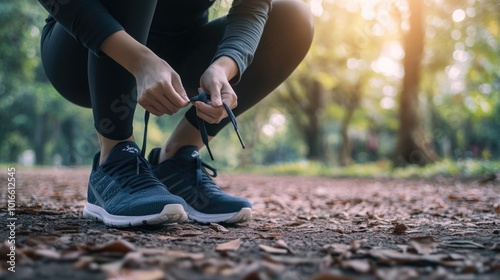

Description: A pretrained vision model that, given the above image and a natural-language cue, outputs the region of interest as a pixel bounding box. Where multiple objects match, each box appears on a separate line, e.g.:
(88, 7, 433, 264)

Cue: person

(38, 0, 313, 227)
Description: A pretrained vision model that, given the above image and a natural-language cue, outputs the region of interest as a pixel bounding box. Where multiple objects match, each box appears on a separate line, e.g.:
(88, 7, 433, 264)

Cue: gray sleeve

(212, 0, 272, 84)
(38, 0, 124, 56)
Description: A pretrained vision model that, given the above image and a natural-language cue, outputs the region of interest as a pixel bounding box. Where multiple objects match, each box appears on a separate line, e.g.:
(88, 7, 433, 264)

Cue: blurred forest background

(0, 0, 499, 176)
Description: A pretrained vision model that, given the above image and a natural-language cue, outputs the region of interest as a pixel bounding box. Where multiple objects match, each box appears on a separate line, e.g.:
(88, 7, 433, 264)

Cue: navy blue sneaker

(83, 141, 188, 227)
(148, 146, 252, 224)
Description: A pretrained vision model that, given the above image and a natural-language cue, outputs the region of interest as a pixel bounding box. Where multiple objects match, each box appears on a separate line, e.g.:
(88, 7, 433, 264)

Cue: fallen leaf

(350, 239, 366, 252)
(491, 243, 500, 251)
(32, 249, 61, 260)
(107, 269, 165, 280)
(91, 240, 136, 254)
(285, 220, 306, 227)
(165, 250, 205, 260)
(216, 239, 241, 252)
(259, 244, 288, 254)
(369, 249, 447, 264)
(73, 256, 95, 269)
(273, 239, 295, 254)
(210, 223, 229, 232)
(264, 255, 320, 265)
(409, 236, 438, 254)
(341, 259, 371, 274)
(441, 240, 485, 249)
(178, 231, 204, 237)
(392, 223, 408, 234)
(320, 243, 351, 255)
(310, 273, 354, 280)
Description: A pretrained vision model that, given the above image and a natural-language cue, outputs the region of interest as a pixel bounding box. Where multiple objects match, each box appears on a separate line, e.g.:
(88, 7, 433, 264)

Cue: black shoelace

(141, 91, 245, 161)
(190, 91, 245, 160)
(102, 149, 158, 193)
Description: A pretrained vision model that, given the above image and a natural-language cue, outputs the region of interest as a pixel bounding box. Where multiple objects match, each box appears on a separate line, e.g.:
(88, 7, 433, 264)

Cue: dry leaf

(491, 243, 500, 251)
(341, 259, 371, 274)
(259, 244, 288, 254)
(441, 240, 485, 249)
(107, 269, 165, 280)
(409, 236, 438, 254)
(216, 239, 241, 252)
(165, 250, 205, 260)
(210, 223, 229, 232)
(91, 240, 136, 254)
(392, 223, 408, 234)
(264, 255, 319, 265)
(73, 256, 95, 269)
(33, 249, 61, 260)
(285, 220, 306, 227)
(350, 239, 365, 252)
(273, 239, 295, 254)
(320, 243, 351, 255)
(310, 273, 354, 280)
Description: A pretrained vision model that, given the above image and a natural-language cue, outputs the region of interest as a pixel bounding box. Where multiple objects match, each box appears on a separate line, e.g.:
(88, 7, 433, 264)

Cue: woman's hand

(194, 56, 239, 124)
(100, 31, 190, 116)
(134, 54, 190, 116)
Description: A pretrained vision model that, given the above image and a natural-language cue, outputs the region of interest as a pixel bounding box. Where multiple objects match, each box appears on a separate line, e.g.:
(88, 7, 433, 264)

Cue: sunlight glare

(380, 97, 395, 109)
(347, 58, 360, 70)
(479, 84, 492, 95)
(309, 0, 324, 17)
(446, 65, 461, 80)
(262, 124, 276, 137)
(453, 49, 469, 63)
(371, 56, 404, 79)
(452, 9, 466, 23)
(383, 85, 397, 97)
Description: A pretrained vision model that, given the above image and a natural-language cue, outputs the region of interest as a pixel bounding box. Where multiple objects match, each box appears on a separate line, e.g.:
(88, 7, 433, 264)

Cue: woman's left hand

(194, 56, 239, 124)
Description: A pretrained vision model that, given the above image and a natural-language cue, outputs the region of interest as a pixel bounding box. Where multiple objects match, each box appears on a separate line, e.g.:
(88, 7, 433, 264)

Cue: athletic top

(38, 0, 272, 81)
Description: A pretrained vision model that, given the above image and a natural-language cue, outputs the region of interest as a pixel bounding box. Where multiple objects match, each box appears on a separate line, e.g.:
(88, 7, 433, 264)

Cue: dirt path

(1, 167, 499, 279)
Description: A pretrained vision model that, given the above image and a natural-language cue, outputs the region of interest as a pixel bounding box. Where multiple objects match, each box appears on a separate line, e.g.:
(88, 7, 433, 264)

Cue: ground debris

(1, 169, 500, 279)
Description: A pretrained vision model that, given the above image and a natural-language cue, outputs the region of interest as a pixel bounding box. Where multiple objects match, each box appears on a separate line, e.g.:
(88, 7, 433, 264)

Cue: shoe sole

(83, 203, 188, 227)
(187, 206, 252, 224)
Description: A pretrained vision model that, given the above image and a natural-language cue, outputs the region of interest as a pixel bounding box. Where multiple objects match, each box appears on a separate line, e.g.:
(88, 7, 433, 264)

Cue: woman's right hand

(100, 31, 190, 116)
(133, 54, 190, 116)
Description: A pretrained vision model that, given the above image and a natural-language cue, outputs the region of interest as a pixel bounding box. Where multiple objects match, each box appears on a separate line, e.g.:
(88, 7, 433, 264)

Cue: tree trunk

(339, 107, 354, 166)
(304, 80, 325, 161)
(280, 79, 326, 162)
(34, 113, 48, 165)
(393, 0, 438, 166)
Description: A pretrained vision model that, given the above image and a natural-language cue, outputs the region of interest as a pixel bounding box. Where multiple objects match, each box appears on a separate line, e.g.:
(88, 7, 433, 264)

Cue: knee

(271, 0, 314, 42)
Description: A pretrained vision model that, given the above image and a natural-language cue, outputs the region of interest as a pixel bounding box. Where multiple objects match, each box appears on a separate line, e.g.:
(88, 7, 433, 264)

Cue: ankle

(159, 145, 176, 163)
(98, 134, 134, 165)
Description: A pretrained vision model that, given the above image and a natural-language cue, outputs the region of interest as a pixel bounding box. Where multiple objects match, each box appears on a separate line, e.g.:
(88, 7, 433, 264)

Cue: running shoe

(83, 141, 188, 227)
(148, 146, 252, 224)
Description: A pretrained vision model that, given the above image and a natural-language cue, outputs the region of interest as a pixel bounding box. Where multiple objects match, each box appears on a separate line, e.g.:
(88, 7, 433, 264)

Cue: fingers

(193, 101, 228, 124)
(137, 74, 189, 116)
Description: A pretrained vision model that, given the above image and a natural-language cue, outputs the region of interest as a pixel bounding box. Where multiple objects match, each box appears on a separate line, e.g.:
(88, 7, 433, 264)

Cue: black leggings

(40, 0, 313, 140)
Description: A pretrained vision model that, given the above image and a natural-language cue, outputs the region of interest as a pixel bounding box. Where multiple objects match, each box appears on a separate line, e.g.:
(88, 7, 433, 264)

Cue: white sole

(186, 206, 252, 224)
(83, 203, 188, 227)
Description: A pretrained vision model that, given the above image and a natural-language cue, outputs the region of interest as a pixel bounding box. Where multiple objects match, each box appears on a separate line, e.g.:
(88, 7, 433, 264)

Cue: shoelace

(190, 91, 245, 160)
(102, 151, 159, 193)
(195, 156, 222, 195)
(141, 91, 245, 162)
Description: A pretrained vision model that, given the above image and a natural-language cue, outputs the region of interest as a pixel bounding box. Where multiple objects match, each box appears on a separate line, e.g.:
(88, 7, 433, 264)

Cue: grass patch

(236, 159, 500, 179)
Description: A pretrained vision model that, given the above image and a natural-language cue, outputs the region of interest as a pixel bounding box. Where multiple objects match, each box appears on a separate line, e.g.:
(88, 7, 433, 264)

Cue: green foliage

(239, 159, 500, 179)
(0, 0, 499, 171)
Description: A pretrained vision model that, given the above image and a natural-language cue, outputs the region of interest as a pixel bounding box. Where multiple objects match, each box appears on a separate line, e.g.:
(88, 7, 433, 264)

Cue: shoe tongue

(107, 141, 141, 162)
(174, 146, 200, 161)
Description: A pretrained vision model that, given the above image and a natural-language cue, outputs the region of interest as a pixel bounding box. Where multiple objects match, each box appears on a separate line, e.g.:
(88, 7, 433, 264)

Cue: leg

(159, 0, 314, 159)
(146, 0, 313, 224)
(88, 0, 158, 163)
(41, 0, 189, 227)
